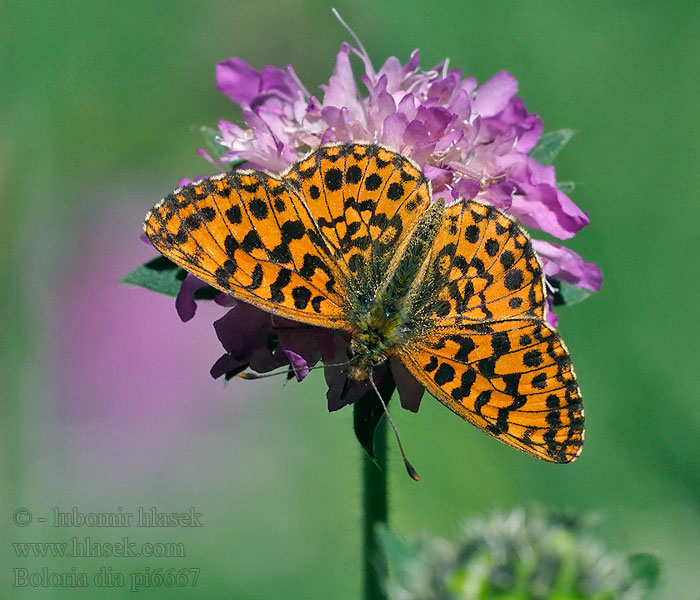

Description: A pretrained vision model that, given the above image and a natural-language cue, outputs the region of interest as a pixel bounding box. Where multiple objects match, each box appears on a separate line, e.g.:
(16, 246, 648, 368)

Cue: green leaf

(557, 181, 576, 194)
(627, 553, 661, 590)
(123, 257, 221, 300)
(530, 129, 574, 165)
(199, 126, 246, 171)
(122, 256, 187, 297)
(550, 279, 593, 307)
(199, 125, 230, 160)
(353, 371, 395, 459)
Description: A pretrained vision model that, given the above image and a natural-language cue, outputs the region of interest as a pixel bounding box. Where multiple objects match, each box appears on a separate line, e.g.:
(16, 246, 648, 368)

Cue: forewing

(396, 319, 583, 462)
(144, 170, 349, 328)
(284, 143, 432, 293)
(409, 200, 546, 328)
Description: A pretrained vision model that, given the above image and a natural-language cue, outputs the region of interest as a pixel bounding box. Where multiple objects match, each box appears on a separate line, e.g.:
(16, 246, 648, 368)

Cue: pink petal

(452, 177, 481, 201)
(531, 240, 603, 291)
(472, 71, 518, 118)
(510, 184, 589, 239)
(175, 273, 209, 322)
(283, 350, 310, 382)
(545, 293, 559, 328)
(382, 113, 408, 150)
(321, 43, 363, 119)
(277, 326, 321, 381)
(216, 57, 262, 106)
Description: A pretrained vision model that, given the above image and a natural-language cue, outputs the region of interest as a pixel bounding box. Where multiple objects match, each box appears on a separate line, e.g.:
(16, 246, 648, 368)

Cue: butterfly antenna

(368, 371, 420, 481)
(238, 361, 350, 380)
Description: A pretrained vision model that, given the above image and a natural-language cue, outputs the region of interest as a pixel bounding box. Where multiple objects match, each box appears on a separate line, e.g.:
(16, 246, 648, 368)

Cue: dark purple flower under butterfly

(173, 25, 601, 412)
(175, 272, 425, 412)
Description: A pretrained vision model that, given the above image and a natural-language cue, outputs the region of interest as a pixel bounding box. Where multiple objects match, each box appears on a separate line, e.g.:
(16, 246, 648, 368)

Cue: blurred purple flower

(175, 22, 602, 409)
(57, 206, 250, 477)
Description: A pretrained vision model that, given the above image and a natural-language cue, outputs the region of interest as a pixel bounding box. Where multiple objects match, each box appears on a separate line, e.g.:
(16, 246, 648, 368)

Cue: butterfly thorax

(347, 200, 446, 380)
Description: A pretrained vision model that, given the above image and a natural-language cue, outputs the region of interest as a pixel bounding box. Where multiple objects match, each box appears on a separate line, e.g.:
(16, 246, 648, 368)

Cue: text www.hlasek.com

(13, 538, 185, 558)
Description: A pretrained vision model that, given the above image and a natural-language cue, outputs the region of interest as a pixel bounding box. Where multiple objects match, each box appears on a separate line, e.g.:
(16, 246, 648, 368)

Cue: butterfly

(144, 142, 584, 464)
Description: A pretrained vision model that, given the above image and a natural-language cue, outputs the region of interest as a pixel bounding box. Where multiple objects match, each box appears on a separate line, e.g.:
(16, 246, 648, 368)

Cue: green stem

(362, 417, 388, 600)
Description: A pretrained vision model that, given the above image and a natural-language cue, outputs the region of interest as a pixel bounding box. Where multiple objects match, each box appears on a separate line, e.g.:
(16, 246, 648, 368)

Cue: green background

(3, 1, 699, 598)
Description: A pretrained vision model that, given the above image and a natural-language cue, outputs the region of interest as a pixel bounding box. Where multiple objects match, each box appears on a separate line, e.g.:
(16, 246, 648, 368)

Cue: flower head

(379, 509, 660, 599)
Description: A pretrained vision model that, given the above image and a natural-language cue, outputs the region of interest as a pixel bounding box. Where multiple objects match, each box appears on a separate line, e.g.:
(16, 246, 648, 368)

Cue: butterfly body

(145, 142, 584, 463)
(347, 198, 445, 380)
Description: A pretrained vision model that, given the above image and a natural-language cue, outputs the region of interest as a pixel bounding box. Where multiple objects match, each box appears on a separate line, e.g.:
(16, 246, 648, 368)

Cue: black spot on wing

(324, 168, 343, 191)
(184, 214, 201, 230)
(484, 238, 499, 257)
(473, 390, 491, 414)
(500, 250, 515, 269)
(508, 297, 523, 309)
(523, 349, 543, 367)
(546, 394, 560, 409)
(200, 206, 216, 222)
(365, 173, 382, 191)
(226, 205, 242, 225)
(269, 268, 291, 302)
(292, 286, 312, 309)
(451, 369, 477, 401)
(241, 230, 263, 252)
(491, 331, 511, 357)
(224, 235, 239, 256)
(299, 254, 336, 293)
(280, 220, 306, 241)
(345, 165, 362, 184)
(504, 268, 524, 290)
(434, 363, 456, 385)
(423, 356, 438, 372)
(531, 372, 547, 389)
(249, 198, 268, 220)
(464, 224, 480, 243)
(243, 264, 263, 290)
(311, 295, 325, 313)
(387, 182, 404, 200)
(241, 181, 260, 193)
(446, 335, 476, 362)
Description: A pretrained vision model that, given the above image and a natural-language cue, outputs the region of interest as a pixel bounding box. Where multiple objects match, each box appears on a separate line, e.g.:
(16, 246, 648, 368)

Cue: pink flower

(214, 46, 589, 243)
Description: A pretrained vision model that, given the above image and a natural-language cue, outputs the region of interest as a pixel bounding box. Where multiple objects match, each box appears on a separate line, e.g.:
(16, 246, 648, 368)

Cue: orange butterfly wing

(284, 143, 432, 296)
(144, 142, 433, 328)
(395, 200, 584, 462)
(144, 168, 350, 328)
